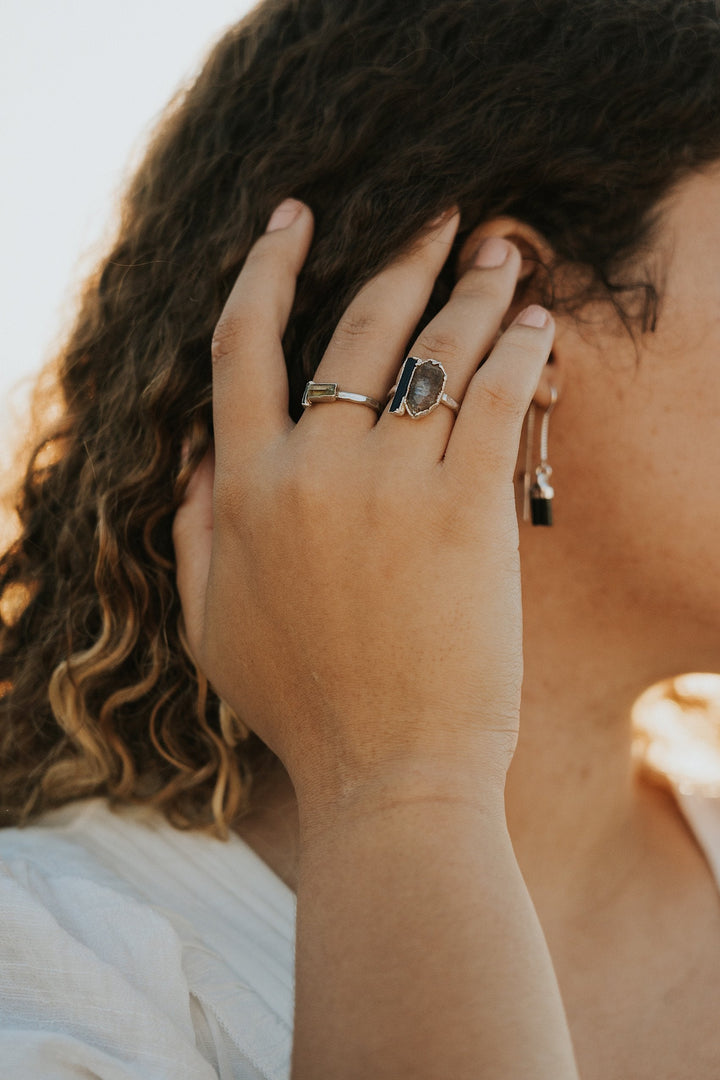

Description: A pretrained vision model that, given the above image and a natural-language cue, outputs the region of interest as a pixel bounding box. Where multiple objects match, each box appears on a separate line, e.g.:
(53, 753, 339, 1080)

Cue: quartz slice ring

(302, 381, 383, 415)
(387, 357, 459, 418)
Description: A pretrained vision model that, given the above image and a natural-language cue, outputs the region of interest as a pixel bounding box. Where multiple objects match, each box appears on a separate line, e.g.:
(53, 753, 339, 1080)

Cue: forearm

(291, 776, 579, 1080)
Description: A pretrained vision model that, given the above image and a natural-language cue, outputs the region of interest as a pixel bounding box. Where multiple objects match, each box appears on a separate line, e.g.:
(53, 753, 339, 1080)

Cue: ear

(456, 216, 566, 408)
(456, 216, 554, 290)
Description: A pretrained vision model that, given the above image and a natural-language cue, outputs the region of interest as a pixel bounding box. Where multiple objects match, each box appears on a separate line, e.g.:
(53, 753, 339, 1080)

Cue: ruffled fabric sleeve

(0, 858, 269, 1080)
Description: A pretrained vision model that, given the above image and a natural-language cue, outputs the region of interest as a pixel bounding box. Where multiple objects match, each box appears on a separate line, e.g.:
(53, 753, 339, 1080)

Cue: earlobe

(532, 353, 561, 410)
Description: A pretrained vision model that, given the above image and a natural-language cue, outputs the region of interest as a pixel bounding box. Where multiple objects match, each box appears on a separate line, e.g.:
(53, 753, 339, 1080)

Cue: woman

(2, 0, 720, 1076)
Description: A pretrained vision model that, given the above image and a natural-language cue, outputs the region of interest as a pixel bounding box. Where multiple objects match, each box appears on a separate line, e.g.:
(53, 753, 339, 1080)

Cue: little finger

(444, 305, 555, 477)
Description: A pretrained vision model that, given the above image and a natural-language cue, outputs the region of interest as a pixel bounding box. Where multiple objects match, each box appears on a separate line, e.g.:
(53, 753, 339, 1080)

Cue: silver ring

(302, 381, 382, 415)
(387, 357, 459, 418)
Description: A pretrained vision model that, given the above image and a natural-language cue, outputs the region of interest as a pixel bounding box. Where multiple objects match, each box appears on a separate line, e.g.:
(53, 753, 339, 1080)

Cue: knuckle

(330, 307, 378, 353)
(483, 383, 523, 417)
(501, 326, 551, 362)
(454, 269, 510, 307)
(211, 315, 248, 365)
(467, 378, 522, 420)
(413, 327, 461, 361)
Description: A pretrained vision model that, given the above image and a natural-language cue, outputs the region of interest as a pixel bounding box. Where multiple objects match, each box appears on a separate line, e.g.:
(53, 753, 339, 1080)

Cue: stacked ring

(387, 357, 459, 418)
(301, 358, 459, 420)
(301, 382, 382, 415)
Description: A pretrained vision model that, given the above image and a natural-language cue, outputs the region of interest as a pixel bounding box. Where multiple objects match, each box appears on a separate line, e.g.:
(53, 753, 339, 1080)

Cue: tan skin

(174, 165, 720, 1078)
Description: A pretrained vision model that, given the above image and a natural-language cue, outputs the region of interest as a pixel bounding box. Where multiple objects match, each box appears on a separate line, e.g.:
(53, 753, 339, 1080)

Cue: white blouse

(0, 783, 718, 1080)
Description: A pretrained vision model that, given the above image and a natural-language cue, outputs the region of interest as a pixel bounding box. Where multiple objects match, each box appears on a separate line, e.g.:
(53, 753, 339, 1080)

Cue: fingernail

(429, 206, 460, 229)
(515, 304, 551, 328)
(266, 198, 304, 233)
(473, 237, 512, 269)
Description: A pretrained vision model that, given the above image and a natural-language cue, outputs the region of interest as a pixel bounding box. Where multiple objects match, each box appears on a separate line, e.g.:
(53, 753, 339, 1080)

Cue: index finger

(211, 199, 314, 464)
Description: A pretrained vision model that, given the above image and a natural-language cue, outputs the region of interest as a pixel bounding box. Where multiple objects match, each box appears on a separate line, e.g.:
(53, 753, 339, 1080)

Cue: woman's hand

(173, 198, 554, 815)
(173, 201, 580, 1080)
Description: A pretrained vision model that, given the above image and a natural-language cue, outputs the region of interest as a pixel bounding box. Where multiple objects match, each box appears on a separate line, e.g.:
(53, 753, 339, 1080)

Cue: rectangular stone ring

(301, 382, 383, 415)
(387, 357, 460, 418)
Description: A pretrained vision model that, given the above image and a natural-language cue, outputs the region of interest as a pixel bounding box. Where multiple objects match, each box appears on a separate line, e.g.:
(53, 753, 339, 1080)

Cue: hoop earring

(523, 386, 558, 527)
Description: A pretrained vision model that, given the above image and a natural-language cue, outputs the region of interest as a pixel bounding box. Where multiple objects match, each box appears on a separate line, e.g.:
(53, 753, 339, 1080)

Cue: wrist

(295, 753, 509, 844)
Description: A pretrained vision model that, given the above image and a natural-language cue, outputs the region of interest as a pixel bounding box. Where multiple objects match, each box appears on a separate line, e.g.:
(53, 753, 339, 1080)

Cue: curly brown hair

(2, 0, 720, 833)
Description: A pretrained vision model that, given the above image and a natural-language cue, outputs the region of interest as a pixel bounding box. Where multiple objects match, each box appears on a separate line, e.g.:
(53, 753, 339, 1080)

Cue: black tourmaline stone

(389, 357, 417, 413)
(530, 492, 553, 526)
(530, 470, 554, 526)
(405, 360, 445, 417)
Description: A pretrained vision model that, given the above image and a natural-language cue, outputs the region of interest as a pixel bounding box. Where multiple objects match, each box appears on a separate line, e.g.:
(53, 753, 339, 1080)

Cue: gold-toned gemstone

(302, 382, 339, 407)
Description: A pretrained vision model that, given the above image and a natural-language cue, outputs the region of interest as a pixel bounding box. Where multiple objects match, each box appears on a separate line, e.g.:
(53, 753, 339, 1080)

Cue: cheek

(551, 366, 720, 619)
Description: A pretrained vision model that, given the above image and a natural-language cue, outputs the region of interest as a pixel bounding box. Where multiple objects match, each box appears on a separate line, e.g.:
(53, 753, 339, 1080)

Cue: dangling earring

(523, 385, 558, 527)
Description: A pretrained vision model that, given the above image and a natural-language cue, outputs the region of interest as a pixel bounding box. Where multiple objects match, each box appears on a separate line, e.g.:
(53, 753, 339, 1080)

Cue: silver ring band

(302, 381, 382, 415)
(387, 357, 459, 418)
(386, 387, 459, 414)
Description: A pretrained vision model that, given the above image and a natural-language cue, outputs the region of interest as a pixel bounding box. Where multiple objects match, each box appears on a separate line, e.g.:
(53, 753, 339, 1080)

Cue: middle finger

(373, 236, 522, 461)
(296, 210, 460, 435)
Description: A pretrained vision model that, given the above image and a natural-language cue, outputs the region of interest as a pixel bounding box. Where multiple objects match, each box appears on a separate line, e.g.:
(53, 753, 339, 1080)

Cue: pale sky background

(0, 0, 257, 464)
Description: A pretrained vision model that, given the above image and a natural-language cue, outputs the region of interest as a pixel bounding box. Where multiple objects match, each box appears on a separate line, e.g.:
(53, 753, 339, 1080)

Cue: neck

(507, 528, 696, 930)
